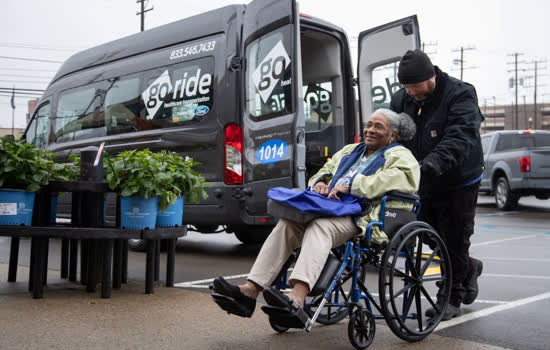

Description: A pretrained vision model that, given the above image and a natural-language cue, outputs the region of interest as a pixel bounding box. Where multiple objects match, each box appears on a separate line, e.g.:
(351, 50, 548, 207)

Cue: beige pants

(247, 217, 360, 291)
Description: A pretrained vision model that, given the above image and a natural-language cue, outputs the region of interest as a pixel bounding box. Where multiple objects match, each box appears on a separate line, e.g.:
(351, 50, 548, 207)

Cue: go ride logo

(141, 68, 212, 118)
(252, 40, 291, 104)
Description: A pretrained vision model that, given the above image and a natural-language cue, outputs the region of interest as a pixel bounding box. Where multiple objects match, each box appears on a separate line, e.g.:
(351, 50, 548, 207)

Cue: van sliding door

(241, 0, 304, 218)
(357, 15, 420, 125)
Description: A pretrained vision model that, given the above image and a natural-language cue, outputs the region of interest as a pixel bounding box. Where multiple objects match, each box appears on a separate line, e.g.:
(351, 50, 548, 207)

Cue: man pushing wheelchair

(211, 108, 420, 325)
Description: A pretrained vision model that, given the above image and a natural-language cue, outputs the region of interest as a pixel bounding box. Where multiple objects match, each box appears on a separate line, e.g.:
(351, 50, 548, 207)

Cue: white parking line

(471, 234, 538, 247)
(436, 291, 550, 331)
(174, 273, 249, 288)
(483, 273, 550, 280)
(480, 257, 550, 263)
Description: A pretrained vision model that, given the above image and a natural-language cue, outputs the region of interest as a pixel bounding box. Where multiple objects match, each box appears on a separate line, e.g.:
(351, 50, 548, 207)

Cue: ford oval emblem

(194, 105, 209, 116)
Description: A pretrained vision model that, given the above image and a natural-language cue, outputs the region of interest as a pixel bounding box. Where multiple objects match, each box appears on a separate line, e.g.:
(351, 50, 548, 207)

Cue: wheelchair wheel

(379, 221, 452, 342)
(304, 285, 349, 325)
(269, 317, 289, 333)
(348, 307, 375, 349)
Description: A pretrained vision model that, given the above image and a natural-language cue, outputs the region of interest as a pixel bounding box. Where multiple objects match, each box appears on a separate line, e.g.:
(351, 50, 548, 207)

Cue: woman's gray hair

(371, 108, 416, 142)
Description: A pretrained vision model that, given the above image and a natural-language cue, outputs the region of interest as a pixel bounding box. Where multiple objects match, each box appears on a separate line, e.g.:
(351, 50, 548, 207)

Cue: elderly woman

(212, 108, 419, 324)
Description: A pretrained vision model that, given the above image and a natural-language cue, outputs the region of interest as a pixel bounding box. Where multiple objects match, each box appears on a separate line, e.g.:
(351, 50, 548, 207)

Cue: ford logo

(194, 105, 209, 116)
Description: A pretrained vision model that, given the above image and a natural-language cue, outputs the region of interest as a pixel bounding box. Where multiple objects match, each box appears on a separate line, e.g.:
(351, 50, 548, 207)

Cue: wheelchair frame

(270, 192, 453, 349)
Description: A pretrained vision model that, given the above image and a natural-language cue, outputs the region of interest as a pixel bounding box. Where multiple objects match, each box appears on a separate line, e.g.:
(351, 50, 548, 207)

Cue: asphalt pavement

(1, 194, 549, 349)
(0, 262, 511, 350)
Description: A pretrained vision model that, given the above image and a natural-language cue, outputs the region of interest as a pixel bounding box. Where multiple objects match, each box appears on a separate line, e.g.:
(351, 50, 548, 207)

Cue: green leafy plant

(104, 149, 208, 212)
(0, 136, 70, 192)
(154, 150, 208, 207)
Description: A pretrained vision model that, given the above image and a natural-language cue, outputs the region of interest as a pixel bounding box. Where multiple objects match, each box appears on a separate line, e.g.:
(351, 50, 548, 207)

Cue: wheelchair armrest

(386, 191, 419, 202)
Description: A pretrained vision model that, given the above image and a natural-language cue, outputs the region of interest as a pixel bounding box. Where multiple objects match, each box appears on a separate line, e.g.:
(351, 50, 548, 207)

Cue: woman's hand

(312, 181, 330, 196)
(328, 185, 349, 200)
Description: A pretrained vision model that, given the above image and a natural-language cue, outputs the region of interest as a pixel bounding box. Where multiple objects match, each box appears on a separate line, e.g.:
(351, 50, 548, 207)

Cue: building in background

(27, 98, 39, 124)
(480, 103, 550, 134)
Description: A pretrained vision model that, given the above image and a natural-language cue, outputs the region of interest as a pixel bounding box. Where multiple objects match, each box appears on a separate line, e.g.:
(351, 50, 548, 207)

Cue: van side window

(55, 86, 104, 142)
(141, 57, 214, 128)
(246, 26, 293, 120)
(371, 61, 401, 110)
(303, 82, 332, 131)
(105, 77, 142, 135)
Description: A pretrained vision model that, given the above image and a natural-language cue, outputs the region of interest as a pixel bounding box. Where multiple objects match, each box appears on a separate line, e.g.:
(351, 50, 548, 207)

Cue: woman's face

(363, 113, 396, 151)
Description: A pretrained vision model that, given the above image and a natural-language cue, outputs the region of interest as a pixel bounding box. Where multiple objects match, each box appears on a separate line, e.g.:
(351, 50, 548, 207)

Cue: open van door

(357, 15, 420, 126)
(239, 0, 305, 225)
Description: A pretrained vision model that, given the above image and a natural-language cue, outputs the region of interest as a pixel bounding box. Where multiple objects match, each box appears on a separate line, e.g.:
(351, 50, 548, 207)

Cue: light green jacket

(308, 143, 420, 244)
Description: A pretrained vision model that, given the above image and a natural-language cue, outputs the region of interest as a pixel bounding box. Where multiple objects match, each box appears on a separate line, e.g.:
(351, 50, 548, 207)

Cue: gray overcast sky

(1, 0, 548, 129)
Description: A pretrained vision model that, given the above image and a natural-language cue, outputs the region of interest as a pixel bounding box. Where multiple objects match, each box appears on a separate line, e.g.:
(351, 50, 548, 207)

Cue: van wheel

(495, 177, 519, 211)
(233, 225, 272, 245)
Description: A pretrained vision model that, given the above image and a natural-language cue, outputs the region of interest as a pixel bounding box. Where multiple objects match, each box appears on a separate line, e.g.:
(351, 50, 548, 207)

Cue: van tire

(495, 177, 519, 211)
(233, 225, 273, 245)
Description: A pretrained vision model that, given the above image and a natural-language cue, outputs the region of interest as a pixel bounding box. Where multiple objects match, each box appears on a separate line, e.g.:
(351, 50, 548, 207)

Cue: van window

(26, 104, 50, 148)
(141, 57, 214, 128)
(246, 25, 293, 120)
(371, 61, 401, 110)
(55, 86, 104, 142)
(303, 82, 332, 132)
(105, 77, 142, 135)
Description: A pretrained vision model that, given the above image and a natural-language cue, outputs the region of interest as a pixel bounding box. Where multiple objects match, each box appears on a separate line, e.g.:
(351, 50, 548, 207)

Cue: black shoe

(210, 276, 256, 318)
(425, 303, 462, 321)
(463, 258, 483, 305)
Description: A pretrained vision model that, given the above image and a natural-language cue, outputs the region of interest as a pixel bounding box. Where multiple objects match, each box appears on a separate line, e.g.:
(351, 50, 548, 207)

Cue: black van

(22, 0, 421, 245)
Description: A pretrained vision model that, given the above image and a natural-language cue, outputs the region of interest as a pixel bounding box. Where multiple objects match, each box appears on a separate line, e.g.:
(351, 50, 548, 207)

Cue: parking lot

(1, 194, 549, 349)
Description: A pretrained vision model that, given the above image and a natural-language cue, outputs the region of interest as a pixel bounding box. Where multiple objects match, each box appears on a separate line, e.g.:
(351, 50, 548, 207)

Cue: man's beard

(413, 79, 436, 102)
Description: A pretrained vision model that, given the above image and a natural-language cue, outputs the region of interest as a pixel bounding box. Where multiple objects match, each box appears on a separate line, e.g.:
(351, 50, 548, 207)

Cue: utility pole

(137, 0, 153, 32)
(493, 96, 497, 130)
(483, 97, 488, 132)
(452, 46, 476, 80)
(524, 59, 547, 129)
(507, 52, 525, 130)
(422, 41, 438, 61)
(10, 86, 15, 136)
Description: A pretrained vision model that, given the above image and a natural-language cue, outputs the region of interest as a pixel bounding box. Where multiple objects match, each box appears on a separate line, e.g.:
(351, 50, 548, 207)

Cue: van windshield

(53, 56, 215, 142)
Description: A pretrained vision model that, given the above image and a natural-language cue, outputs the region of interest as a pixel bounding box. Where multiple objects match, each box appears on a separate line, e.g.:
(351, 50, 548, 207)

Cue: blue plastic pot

(50, 194, 58, 224)
(120, 196, 158, 229)
(0, 189, 36, 226)
(156, 196, 184, 227)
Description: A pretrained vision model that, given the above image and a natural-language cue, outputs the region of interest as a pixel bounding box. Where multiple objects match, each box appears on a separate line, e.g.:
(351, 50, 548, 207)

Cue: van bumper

(181, 178, 293, 226)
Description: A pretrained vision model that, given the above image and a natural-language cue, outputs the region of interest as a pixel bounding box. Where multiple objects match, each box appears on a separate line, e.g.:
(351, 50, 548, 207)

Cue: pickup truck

(480, 130, 550, 210)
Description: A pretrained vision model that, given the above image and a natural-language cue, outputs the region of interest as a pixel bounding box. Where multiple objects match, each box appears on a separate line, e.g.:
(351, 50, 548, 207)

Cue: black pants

(419, 181, 480, 306)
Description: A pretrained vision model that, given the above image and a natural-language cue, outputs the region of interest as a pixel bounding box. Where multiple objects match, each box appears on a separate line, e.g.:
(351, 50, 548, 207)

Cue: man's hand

(312, 181, 330, 196)
(328, 185, 349, 200)
(421, 160, 438, 177)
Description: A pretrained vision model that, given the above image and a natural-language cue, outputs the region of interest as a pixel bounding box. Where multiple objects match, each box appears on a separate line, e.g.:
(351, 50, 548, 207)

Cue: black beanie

(397, 49, 435, 84)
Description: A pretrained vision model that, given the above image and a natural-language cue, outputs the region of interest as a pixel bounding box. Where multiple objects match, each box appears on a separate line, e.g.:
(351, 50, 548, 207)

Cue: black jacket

(390, 66, 484, 195)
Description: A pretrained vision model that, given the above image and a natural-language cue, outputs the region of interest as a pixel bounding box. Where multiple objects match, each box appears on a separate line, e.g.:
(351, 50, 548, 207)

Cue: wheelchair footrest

(261, 304, 310, 329)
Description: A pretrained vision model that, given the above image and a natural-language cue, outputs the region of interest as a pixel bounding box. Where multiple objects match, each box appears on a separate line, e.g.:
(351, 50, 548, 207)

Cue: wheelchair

(266, 191, 452, 349)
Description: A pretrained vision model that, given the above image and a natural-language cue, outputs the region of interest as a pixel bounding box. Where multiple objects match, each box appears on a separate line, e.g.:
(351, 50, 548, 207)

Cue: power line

(0, 67, 57, 73)
(0, 74, 53, 79)
(0, 56, 63, 64)
(0, 42, 79, 52)
(0, 87, 45, 92)
(0, 80, 50, 84)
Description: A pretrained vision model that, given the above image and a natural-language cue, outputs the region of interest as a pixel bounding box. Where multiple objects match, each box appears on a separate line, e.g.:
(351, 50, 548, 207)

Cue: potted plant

(153, 151, 208, 227)
(0, 137, 69, 225)
(105, 149, 168, 229)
